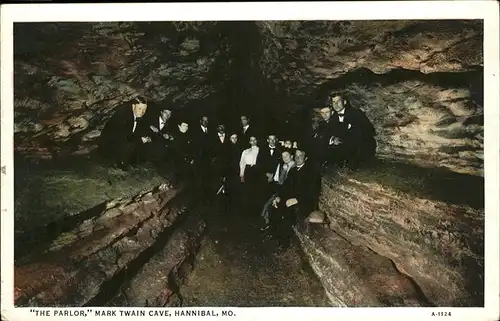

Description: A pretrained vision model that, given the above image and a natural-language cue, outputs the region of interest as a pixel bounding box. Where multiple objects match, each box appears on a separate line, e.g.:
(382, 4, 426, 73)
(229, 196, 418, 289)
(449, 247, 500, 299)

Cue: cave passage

(13, 20, 485, 308)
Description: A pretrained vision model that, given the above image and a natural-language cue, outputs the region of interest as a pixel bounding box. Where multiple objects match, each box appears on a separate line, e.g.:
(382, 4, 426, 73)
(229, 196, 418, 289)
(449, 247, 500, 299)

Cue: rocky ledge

(14, 183, 206, 307)
(296, 161, 483, 307)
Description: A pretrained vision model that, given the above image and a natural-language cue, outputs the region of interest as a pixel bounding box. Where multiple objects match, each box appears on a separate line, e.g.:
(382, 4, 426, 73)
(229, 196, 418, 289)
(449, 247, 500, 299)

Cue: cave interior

(12, 20, 485, 308)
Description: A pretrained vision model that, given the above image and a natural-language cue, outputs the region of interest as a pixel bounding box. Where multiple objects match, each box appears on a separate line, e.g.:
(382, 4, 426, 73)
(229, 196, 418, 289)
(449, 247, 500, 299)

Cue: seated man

(260, 149, 295, 231)
(271, 148, 321, 251)
(98, 96, 152, 170)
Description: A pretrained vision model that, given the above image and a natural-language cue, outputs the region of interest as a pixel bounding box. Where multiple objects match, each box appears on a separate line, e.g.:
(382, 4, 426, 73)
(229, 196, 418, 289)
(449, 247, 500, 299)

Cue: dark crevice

(83, 189, 197, 307)
(14, 201, 108, 264)
(312, 67, 483, 109)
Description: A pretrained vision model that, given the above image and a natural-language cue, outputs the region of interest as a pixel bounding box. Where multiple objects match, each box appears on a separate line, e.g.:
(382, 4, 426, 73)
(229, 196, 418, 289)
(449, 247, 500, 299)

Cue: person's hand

(285, 198, 298, 207)
(141, 136, 152, 143)
(150, 125, 159, 133)
(162, 133, 172, 140)
(189, 159, 194, 165)
(266, 173, 273, 182)
(240, 176, 245, 183)
(272, 197, 281, 208)
(329, 136, 342, 146)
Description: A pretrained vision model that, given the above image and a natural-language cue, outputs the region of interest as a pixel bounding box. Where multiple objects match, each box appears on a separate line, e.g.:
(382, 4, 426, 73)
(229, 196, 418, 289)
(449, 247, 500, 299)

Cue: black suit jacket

(279, 161, 321, 216)
(193, 125, 213, 160)
(98, 104, 149, 155)
(212, 133, 231, 174)
(239, 125, 255, 146)
(256, 145, 282, 175)
(331, 106, 376, 143)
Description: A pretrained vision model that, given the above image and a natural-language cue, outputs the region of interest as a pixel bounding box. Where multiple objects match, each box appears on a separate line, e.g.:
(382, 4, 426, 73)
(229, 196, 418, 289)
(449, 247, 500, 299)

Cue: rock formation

(15, 183, 206, 307)
(13, 20, 484, 307)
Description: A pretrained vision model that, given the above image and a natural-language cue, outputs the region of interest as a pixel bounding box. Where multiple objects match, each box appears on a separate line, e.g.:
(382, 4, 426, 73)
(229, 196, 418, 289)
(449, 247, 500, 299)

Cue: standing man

(256, 134, 282, 183)
(146, 107, 174, 163)
(327, 95, 377, 169)
(212, 124, 231, 195)
(239, 115, 255, 146)
(193, 115, 213, 197)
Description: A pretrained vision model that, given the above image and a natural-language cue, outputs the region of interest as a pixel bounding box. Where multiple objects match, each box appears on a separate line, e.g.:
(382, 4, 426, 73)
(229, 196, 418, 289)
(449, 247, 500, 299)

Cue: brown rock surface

(296, 163, 484, 307)
(14, 184, 206, 307)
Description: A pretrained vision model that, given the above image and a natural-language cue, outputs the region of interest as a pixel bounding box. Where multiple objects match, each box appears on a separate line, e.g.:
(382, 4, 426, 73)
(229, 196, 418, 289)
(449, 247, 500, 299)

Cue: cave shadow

(348, 157, 484, 210)
(310, 66, 484, 109)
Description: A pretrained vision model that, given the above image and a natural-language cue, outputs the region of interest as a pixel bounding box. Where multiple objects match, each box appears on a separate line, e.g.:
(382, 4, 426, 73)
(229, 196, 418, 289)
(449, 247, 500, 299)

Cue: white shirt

(337, 108, 346, 123)
(296, 164, 304, 171)
(218, 133, 225, 143)
(159, 117, 166, 131)
(201, 125, 208, 133)
(240, 146, 259, 177)
(269, 145, 276, 156)
(132, 115, 138, 133)
(243, 125, 249, 133)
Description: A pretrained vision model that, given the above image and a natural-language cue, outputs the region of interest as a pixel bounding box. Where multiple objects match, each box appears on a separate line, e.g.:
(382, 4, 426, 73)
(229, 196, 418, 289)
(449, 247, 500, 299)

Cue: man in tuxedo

(327, 95, 377, 169)
(257, 134, 282, 183)
(271, 148, 321, 250)
(145, 107, 174, 163)
(98, 96, 152, 169)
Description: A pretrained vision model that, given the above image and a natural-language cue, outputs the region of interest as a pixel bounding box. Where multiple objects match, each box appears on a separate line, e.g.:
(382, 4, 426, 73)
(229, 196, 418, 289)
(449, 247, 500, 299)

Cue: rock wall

(14, 22, 227, 159)
(256, 20, 483, 176)
(15, 183, 206, 307)
(13, 20, 485, 307)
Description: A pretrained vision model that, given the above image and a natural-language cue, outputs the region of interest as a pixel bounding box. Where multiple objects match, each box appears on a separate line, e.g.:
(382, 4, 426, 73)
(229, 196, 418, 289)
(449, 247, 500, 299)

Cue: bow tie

(338, 113, 345, 116)
(270, 147, 275, 149)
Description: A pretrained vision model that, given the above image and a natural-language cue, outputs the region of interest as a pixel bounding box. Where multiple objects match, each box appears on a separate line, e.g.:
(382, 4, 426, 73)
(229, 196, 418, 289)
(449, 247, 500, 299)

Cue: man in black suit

(98, 96, 152, 169)
(191, 115, 213, 198)
(256, 134, 282, 202)
(271, 148, 321, 251)
(144, 107, 174, 163)
(170, 120, 194, 183)
(326, 95, 377, 169)
(257, 134, 281, 180)
(212, 124, 231, 193)
(311, 105, 336, 168)
(239, 115, 255, 146)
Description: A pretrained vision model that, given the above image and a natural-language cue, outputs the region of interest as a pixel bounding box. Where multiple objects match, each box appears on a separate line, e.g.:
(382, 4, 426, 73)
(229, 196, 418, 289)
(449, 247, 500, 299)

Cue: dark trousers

(327, 137, 376, 169)
(269, 204, 298, 248)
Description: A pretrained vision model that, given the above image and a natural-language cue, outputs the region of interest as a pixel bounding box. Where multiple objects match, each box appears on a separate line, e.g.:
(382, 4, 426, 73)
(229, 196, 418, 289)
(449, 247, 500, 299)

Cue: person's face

(281, 151, 292, 164)
(201, 116, 208, 127)
(178, 123, 189, 133)
(217, 125, 225, 134)
(230, 134, 238, 144)
(267, 135, 277, 147)
(331, 96, 345, 113)
(249, 136, 257, 146)
(295, 150, 306, 166)
(133, 103, 148, 118)
(160, 109, 172, 122)
(320, 107, 331, 121)
(284, 141, 292, 148)
(241, 116, 249, 126)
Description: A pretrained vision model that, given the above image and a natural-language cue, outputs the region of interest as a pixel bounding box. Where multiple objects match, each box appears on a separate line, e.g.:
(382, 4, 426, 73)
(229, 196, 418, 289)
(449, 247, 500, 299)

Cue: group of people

(97, 93, 377, 251)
